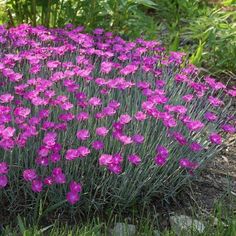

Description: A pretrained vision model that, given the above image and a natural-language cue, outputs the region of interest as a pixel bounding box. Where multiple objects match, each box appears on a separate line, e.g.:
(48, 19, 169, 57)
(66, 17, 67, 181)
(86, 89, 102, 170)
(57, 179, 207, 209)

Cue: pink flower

(99, 154, 113, 166)
(135, 111, 147, 121)
(14, 107, 31, 118)
(108, 100, 120, 109)
(209, 133, 222, 145)
(50, 153, 61, 163)
(119, 114, 132, 124)
(65, 149, 79, 160)
(31, 180, 43, 192)
(66, 191, 80, 205)
(76, 129, 90, 141)
(0, 162, 8, 175)
(88, 97, 102, 106)
(101, 61, 113, 74)
(179, 158, 198, 169)
(35, 156, 49, 166)
(190, 142, 203, 152)
(103, 107, 116, 116)
(204, 112, 218, 122)
(0, 93, 14, 103)
(1, 127, 16, 139)
(118, 135, 133, 145)
(108, 164, 122, 174)
(132, 134, 144, 144)
(182, 94, 194, 102)
(69, 181, 82, 193)
(53, 172, 66, 184)
(112, 154, 123, 165)
(221, 124, 235, 133)
(172, 132, 187, 145)
(44, 176, 54, 186)
(128, 154, 141, 165)
(156, 145, 169, 158)
(0, 175, 8, 188)
(92, 140, 104, 150)
(43, 132, 57, 147)
(76, 112, 89, 121)
(208, 96, 224, 107)
(186, 120, 204, 132)
(77, 146, 90, 157)
(96, 127, 109, 137)
(23, 169, 37, 182)
(154, 155, 167, 166)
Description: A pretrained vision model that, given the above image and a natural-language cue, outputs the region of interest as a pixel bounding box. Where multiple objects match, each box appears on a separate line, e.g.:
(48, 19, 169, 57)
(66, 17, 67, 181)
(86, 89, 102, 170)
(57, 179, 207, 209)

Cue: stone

(170, 214, 205, 235)
(110, 222, 136, 236)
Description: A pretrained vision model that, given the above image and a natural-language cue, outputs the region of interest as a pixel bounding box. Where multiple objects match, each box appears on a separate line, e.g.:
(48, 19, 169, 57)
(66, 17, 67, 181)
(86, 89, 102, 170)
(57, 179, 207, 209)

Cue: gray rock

(170, 214, 205, 235)
(110, 222, 136, 236)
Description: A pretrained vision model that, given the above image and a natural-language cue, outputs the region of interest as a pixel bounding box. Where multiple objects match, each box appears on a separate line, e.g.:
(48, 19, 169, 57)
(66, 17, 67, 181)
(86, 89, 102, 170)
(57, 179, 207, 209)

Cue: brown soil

(190, 134, 236, 212)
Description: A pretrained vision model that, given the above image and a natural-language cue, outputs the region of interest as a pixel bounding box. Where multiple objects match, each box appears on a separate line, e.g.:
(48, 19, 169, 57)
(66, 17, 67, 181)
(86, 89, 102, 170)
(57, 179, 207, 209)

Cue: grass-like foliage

(0, 24, 235, 217)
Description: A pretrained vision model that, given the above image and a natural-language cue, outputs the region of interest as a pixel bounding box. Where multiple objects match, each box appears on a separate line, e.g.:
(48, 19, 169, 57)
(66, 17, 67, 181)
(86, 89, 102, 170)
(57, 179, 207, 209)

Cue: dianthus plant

(0, 24, 235, 212)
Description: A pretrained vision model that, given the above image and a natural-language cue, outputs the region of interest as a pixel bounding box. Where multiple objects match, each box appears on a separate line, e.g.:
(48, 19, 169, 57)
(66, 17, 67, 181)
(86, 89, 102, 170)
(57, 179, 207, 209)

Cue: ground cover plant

(0, 24, 236, 219)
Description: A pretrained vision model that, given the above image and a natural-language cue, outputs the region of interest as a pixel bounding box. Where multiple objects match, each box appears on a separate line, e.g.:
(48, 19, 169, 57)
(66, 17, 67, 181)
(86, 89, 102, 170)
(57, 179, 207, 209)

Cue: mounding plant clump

(0, 24, 235, 215)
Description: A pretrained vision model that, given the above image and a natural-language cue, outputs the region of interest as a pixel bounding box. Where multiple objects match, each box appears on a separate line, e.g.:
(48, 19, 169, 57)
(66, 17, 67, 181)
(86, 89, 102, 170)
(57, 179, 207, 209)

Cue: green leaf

(190, 40, 205, 65)
(135, 0, 157, 9)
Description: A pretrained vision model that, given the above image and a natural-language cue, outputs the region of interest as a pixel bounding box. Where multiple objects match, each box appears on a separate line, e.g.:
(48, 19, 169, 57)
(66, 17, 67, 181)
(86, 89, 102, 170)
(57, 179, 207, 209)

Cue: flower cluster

(0, 24, 235, 206)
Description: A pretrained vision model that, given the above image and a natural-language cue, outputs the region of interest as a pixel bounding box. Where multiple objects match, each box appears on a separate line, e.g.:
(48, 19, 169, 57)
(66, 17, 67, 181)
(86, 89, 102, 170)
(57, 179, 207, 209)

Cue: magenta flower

(0, 93, 14, 103)
(44, 176, 54, 186)
(0, 162, 8, 175)
(221, 124, 235, 133)
(156, 145, 169, 158)
(0, 175, 8, 188)
(208, 96, 224, 107)
(209, 133, 222, 145)
(186, 120, 204, 132)
(76, 112, 89, 121)
(154, 155, 167, 166)
(96, 127, 109, 137)
(23, 169, 37, 182)
(99, 154, 113, 166)
(50, 153, 61, 163)
(172, 132, 187, 145)
(65, 149, 79, 160)
(1, 127, 16, 139)
(88, 97, 102, 106)
(66, 191, 80, 205)
(69, 181, 82, 193)
(119, 114, 132, 124)
(118, 135, 133, 145)
(179, 158, 198, 169)
(108, 164, 122, 174)
(14, 107, 31, 118)
(43, 132, 57, 148)
(204, 112, 218, 122)
(182, 94, 194, 102)
(35, 156, 49, 166)
(128, 155, 141, 165)
(76, 129, 90, 141)
(31, 180, 43, 192)
(77, 146, 90, 158)
(190, 142, 203, 152)
(112, 154, 123, 165)
(134, 111, 147, 121)
(53, 172, 66, 184)
(108, 100, 120, 109)
(92, 140, 104, 150)
(132, 134, 144, 144)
